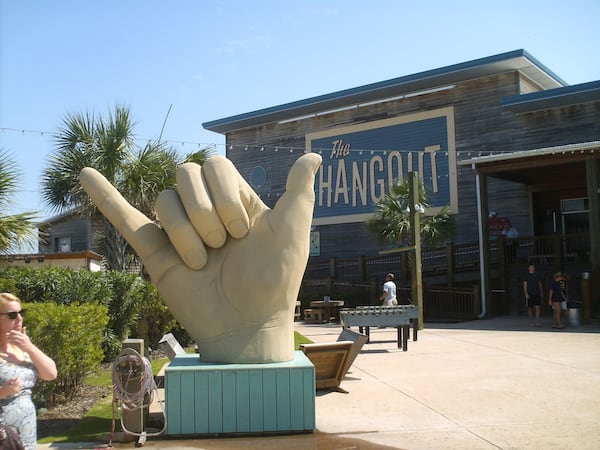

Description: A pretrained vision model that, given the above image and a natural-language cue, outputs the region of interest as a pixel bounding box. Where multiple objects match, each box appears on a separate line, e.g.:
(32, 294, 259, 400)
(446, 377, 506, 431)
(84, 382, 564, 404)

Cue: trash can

(567, 301, 582, 327)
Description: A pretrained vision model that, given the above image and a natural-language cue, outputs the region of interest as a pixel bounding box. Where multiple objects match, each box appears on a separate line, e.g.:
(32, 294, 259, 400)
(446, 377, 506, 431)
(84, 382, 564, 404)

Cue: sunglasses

(0, 310, 25, 320)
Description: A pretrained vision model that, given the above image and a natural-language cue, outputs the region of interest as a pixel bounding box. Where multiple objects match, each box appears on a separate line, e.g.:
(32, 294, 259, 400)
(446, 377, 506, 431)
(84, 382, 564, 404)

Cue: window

(54, 236, 71, 253)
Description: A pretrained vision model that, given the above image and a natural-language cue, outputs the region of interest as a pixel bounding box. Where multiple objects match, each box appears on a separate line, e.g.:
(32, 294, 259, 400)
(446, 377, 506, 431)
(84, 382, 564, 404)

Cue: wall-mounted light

(24, 255, 31, 263)
(7, 256, 14, 263)
(37, 256, 45, 263)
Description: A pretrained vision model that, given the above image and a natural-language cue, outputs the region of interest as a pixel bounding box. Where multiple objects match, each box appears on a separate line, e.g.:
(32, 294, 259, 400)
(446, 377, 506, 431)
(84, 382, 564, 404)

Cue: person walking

(548, 272, 567, 329)
(523, 264, 543, 326)
(559, 272, 569, 322)
(380, 273, 397, 306)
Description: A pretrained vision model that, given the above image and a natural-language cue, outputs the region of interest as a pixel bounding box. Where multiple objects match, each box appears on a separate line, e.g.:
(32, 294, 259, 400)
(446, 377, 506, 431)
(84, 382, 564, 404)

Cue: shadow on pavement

(424, 314, 600, 334)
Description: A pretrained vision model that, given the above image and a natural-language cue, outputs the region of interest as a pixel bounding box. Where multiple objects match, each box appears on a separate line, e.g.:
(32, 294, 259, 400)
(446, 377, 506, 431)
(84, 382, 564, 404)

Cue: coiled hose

(111, 347, 166, 442)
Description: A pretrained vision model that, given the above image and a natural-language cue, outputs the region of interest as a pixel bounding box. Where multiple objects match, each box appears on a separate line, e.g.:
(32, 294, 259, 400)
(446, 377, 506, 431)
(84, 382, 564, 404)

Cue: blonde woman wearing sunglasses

(0, 293, 57, 449)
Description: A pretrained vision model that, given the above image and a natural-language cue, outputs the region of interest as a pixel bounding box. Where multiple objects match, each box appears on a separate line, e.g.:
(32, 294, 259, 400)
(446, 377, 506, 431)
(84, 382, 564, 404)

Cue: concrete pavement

(40, 315, 600, 449)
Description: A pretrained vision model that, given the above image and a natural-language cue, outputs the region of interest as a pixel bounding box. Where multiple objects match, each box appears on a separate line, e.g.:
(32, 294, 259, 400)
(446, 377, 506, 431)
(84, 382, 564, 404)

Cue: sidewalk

(40, 315, 600, 449)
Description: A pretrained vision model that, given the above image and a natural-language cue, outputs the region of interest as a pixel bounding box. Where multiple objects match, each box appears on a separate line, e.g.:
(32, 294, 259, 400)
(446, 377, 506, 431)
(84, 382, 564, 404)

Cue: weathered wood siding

(40, 216, 102, 254)
(224, 71, 594, 260)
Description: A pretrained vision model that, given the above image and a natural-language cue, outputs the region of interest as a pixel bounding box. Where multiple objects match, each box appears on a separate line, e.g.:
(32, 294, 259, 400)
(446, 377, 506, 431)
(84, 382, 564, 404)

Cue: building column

(475, 173, 491, 318)
(586, 158, 600, 318)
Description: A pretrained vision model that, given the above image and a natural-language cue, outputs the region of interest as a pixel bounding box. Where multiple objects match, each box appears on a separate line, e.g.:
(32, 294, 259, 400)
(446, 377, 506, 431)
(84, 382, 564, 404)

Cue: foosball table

(339, 305, 419, 351)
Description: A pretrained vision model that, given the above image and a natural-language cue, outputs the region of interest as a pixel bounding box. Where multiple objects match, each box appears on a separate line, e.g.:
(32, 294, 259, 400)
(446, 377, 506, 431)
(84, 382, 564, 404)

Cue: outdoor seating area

(302, 299, 345, 323)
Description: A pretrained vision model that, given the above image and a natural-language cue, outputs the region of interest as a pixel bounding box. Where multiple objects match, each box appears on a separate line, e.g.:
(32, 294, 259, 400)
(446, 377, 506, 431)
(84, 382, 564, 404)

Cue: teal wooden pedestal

(165, 351, 315, 436)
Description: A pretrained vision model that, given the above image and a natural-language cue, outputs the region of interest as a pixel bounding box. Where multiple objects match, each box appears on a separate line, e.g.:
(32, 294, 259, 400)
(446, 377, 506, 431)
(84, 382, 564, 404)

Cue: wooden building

(204, 49, 600, 317)
(1, 251, 104, 272)
(38, 210, 100, 255)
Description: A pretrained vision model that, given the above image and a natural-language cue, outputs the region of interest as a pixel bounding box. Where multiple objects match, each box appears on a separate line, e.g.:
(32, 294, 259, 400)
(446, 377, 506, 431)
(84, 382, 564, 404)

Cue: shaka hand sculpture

(80, 153, 322, 364)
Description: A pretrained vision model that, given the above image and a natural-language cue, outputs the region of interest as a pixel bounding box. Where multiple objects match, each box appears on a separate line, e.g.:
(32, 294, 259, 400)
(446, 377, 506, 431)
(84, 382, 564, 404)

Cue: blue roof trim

(203, 49, 567, 134)
(502, 80, 600, 113)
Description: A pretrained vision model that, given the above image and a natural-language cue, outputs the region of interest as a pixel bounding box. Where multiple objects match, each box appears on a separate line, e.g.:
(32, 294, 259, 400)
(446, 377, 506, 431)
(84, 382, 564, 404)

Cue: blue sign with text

(308, 108, 456, 225)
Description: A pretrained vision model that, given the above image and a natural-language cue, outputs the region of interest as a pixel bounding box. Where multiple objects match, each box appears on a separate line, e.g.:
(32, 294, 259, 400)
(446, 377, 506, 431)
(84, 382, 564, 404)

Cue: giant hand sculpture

(80, 153, 322, 364)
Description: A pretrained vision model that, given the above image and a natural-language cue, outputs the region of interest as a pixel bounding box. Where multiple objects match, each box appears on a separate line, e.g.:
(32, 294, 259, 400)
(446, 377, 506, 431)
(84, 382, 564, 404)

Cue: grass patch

(39, 332, 313, 444)
(295, 330, 313, 348)
(38, 395, 119, 443)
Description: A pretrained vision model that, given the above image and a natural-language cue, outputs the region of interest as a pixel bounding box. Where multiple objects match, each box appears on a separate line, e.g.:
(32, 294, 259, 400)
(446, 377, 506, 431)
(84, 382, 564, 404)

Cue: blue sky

(1, 0, 599, 226)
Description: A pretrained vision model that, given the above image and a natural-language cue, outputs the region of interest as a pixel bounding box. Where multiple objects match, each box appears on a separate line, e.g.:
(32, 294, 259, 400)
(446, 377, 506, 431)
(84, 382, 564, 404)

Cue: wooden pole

(409, 172, 424, 330)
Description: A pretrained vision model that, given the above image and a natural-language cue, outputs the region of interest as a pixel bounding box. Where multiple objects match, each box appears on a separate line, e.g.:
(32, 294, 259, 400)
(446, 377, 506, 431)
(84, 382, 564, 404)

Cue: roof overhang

(203, 49, 566, 134)
(502, 80, 600, 113)
(459, 141, 600, 189)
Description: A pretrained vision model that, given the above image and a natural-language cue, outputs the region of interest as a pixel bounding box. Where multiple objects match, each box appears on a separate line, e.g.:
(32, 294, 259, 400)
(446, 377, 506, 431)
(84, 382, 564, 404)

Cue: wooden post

(446, 242, 454, 287)
(552, 234, 562, 270)
(370, 280, 378, 306)
(358, 255, 366, 281)
(329, 257, 337, 278)
(497, 235, 508, 315)
(586, 158, 600, 317)
(472, 284, 481, 317)
(409, 172, 424, 331)
(400, 252, 409, 283)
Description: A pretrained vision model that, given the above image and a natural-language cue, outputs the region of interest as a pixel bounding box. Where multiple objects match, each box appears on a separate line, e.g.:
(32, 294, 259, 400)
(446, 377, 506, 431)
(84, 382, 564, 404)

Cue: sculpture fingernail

(205, 230, 226, 248)
(228, 219, 248, 238)
(185, 249, 206, 269)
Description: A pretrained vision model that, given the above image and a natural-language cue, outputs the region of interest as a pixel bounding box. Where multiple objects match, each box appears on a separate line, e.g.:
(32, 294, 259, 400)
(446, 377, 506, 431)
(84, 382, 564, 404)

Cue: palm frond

(181, 146, 215, 165)
(0, 150, 19, 210)
(366, 177, 453, 248)
(0, 212, 39, 253)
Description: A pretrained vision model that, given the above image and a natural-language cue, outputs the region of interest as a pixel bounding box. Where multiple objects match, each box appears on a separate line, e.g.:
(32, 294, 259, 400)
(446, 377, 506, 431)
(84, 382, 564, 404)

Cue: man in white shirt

(380, 273, 398, 306)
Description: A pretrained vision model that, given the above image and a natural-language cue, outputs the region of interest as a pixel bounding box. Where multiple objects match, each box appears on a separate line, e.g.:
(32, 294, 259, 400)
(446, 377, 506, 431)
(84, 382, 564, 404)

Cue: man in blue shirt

(523, 264, 543, 326)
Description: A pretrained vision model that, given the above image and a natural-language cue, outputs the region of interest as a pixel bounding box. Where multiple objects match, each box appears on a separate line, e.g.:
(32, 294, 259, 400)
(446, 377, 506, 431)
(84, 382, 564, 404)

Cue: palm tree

(0, 149, 38, 253)
(366, 177, 453, 248)
(42, 105, 213, 270)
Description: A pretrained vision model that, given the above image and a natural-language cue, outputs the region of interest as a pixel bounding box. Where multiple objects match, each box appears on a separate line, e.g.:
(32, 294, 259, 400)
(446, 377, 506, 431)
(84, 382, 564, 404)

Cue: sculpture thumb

(269, 152, 322, 234)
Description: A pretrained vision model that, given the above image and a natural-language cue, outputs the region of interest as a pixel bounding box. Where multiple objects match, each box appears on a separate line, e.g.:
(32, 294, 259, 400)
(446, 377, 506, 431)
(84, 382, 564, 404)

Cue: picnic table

(340, 305, 419, 351)
(304, 300, 344, 323)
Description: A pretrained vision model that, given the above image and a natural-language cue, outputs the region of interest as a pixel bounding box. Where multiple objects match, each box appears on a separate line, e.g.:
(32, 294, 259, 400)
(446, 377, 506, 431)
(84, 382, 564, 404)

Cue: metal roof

(458, 141, 600, 167)
(502, 80, 600, 113)
(203, 49, 566, 134)
(458, 141, 600, 187)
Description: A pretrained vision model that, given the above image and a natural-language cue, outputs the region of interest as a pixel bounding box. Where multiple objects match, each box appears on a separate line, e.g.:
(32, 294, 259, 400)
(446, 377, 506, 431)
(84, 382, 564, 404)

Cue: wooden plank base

(165, 351, 315, 436)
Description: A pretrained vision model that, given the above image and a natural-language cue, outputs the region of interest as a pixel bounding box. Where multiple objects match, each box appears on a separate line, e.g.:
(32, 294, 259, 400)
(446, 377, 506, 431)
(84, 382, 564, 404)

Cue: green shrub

(1, 266, 188, 364)
(132, 281, 178, 351)
(0, 277, 17, 293)
(0, 266, 111, 305)
(100, 271, 147, 360)
(24, 302, 108, 407)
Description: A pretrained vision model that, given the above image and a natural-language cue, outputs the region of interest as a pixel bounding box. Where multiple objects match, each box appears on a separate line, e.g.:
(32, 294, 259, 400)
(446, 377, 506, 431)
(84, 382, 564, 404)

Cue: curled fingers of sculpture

(156, 189, 208, 270)
(177, 163, 227, 248)
(201, 156, 253, 239)
(269, 153, 322, 233)
(79, 167, 182, 283)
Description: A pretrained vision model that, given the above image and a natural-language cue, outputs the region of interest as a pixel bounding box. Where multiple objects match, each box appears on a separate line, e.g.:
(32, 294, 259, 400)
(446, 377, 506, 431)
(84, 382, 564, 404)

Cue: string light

(4, 127, 578, 158)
